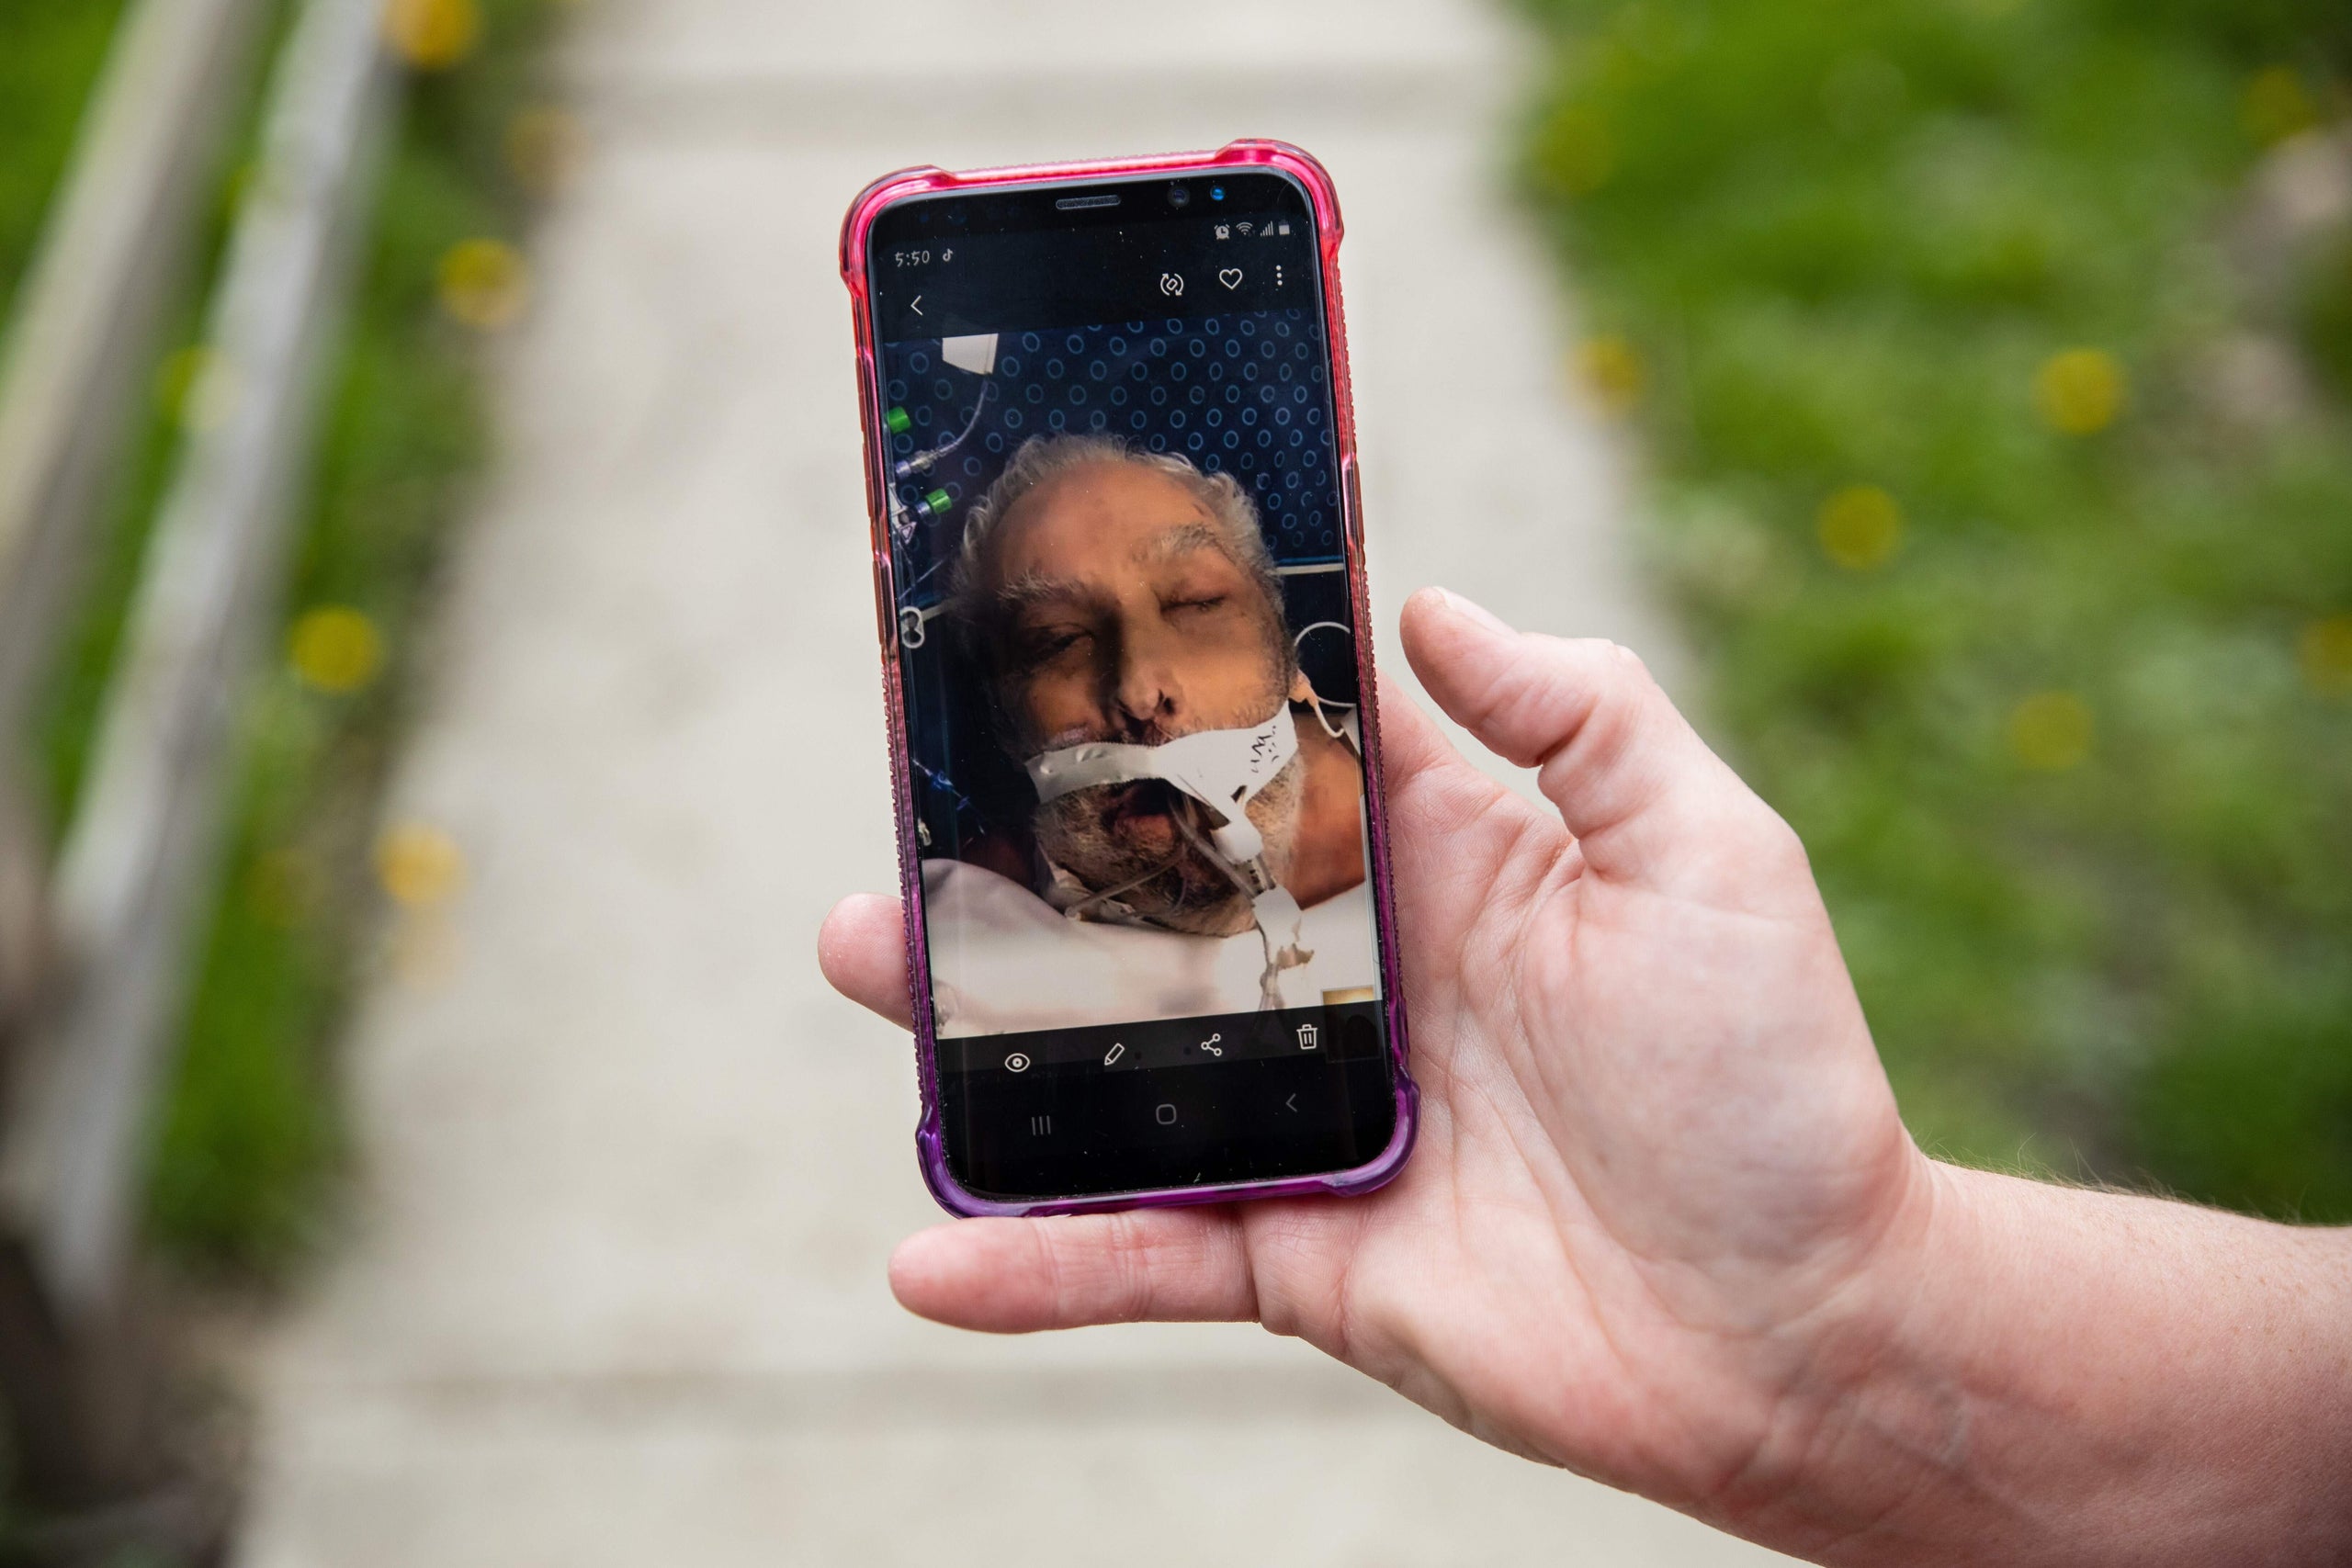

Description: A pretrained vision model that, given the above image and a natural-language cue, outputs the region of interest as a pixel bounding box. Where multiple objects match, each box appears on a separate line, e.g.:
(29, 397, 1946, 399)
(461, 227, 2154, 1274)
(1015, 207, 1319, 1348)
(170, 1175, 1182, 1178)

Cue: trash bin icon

(1296, 1022, 1318, 1050)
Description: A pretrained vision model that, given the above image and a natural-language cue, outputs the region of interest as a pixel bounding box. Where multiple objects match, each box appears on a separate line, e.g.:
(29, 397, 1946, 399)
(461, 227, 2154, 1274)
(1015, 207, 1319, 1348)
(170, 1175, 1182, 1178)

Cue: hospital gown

(920, 858, 1380, 1037)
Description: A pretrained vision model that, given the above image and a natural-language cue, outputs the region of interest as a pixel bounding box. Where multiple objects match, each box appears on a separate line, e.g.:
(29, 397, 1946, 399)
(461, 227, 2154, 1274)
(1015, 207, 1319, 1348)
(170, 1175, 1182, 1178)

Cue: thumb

(1398, 587, 1795, 897)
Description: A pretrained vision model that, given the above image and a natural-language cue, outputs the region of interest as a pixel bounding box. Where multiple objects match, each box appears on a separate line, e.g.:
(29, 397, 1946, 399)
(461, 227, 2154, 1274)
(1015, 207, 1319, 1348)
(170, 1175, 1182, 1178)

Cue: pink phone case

(839, 140, 1418, 1217)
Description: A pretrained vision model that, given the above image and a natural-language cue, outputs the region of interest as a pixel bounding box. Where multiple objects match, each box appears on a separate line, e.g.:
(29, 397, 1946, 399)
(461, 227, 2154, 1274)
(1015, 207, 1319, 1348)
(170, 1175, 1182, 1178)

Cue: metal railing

(0, 0, 396, 1516)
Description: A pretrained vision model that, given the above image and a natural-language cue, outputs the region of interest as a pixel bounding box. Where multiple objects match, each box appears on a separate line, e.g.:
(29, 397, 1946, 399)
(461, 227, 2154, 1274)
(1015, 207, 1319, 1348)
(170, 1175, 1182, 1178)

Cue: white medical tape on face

(1025, 709, 1297, 866)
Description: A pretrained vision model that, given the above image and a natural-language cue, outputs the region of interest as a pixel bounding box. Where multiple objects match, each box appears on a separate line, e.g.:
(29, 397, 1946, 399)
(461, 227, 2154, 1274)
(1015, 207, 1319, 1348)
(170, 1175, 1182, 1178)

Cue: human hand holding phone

(831, 584, 1922, 1533)
(823, 588, 2352, 1566)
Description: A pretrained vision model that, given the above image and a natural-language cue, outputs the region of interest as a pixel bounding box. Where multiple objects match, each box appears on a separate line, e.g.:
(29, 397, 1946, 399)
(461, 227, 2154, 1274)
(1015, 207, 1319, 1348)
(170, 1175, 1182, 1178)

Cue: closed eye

(1017, 626, 1091, 665)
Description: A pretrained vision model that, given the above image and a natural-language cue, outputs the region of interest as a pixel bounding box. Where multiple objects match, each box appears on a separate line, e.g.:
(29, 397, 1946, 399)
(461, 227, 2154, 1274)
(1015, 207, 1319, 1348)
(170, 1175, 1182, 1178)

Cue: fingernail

(1433, 587, 1511, 635)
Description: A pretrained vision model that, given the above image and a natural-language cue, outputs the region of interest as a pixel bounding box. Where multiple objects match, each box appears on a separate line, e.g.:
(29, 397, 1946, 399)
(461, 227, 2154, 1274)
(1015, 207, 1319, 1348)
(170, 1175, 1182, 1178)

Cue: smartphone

(840, 141, 1416, 1217)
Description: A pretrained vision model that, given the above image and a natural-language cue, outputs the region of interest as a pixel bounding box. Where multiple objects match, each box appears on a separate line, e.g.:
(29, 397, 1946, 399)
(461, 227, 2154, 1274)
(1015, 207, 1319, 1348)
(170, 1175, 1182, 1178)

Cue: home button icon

(1154, 1103, 1179, 1126)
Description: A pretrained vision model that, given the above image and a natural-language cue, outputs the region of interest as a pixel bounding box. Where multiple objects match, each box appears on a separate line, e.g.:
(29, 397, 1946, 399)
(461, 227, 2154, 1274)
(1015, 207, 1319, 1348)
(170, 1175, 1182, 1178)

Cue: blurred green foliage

(1522, 0, 2352, 1218)
(32, 2, 285, 840)
(144, 0, 565, 1269)
(6, 0, 563, 1270)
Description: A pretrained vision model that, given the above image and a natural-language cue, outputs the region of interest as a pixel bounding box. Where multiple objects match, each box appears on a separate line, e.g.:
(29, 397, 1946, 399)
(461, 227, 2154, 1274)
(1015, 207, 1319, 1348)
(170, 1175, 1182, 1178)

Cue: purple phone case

(839, 140, 1419, 1217)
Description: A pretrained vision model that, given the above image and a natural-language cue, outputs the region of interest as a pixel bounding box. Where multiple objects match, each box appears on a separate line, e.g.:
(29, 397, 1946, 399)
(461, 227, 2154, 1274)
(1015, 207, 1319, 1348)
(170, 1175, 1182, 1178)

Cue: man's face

(981, 459, 1295, 932)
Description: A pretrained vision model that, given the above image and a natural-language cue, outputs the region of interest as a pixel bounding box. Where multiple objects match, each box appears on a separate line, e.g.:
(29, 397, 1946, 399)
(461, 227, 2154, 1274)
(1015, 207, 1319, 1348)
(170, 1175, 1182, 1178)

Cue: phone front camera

(1167, 184, 1191, 209)
(1209, 186, 1225, 201)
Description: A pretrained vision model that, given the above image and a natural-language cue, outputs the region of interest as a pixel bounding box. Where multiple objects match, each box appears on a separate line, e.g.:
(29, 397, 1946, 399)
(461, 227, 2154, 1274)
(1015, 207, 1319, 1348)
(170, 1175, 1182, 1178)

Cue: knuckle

(1771, 812, 1814, 874)
(1727, 796, 1815, 888)
(1594, 638, 1657, 699)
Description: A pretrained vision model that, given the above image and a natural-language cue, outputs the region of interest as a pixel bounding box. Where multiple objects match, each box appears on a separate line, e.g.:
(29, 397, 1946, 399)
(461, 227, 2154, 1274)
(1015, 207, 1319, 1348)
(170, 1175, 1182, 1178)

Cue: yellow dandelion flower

(2007, 691, 2093, 772)
(2034, 347, 2127, 435)
(375, 822, 466, 908)
(1816, 484, 1904, 571)
(435, 237, 530, 331)
(2299, 615, 2352, 696)
(1576, 334, 1645, 412)
(288, 604, 384, 694)
(383, 0, 480, 71)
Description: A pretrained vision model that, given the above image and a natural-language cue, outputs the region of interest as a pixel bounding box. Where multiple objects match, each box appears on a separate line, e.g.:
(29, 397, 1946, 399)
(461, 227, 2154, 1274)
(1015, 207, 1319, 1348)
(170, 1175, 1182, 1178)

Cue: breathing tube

(1026, 708, 1312, 1009)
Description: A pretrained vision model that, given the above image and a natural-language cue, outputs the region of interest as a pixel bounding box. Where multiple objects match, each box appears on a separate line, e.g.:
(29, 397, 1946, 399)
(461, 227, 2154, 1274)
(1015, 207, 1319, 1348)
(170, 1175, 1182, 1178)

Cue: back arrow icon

(910, 295, 923, 316)
(1283, 1093, 1298, 1112)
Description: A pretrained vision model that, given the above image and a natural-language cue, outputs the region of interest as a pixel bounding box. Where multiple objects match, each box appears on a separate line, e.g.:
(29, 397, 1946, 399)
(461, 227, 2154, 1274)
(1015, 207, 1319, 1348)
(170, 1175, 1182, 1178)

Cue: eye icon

(1159, 272, 1185, 298)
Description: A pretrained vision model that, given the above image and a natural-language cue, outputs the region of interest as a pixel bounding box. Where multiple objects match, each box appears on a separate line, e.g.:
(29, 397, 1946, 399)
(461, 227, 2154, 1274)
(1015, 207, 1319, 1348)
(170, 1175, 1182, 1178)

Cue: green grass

(142, 0, 566, 1270)
(6, 0, 565, 1272)
(1521, 0, 2352, 1218)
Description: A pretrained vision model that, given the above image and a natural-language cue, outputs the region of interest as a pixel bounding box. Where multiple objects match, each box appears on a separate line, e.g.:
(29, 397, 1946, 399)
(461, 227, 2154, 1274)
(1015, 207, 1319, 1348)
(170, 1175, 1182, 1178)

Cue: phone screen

(865, 170, 1398, 1201)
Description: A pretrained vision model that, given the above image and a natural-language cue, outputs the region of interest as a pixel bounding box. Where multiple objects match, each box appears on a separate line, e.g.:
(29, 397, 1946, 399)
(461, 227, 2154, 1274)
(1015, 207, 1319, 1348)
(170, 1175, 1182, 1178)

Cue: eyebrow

(994, 569, 1089, 614)
(1136, 520, 1229, 568)
(992, 520, 1232, 613)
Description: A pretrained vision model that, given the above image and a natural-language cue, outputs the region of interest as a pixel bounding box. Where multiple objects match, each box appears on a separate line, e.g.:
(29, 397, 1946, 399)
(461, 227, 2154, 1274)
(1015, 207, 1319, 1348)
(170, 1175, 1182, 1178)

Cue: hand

(822, 587, 1929, 1540)
(821, 589, 2352, 1565)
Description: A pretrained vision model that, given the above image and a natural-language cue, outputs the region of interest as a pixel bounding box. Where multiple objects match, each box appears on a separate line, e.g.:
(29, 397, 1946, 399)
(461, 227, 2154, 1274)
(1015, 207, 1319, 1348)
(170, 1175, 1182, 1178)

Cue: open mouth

(1097, 778, 1180, 831)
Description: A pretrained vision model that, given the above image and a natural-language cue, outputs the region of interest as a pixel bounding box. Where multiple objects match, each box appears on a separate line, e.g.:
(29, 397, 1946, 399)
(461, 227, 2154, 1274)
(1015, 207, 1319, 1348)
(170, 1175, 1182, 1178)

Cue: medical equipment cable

(1293, 622, 1360, 741)
(1169, 802, 1308, 1010)
(1059, 841, 1188, 920)
(894, 384, 995, 481)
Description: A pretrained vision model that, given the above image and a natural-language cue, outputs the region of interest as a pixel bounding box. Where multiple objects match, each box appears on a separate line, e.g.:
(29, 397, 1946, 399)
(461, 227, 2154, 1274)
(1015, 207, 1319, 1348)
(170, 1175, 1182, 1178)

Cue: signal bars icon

(1214, 220, 1294, 241)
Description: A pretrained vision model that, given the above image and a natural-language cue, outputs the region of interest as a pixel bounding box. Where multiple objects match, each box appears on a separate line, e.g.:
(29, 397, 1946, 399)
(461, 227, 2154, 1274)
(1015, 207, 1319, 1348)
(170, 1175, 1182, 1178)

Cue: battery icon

(1277, 221, 1292, 235)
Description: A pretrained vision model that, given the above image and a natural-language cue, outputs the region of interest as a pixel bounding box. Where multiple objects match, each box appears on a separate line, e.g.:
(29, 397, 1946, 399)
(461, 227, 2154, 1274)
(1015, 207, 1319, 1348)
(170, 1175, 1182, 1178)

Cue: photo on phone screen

(860, 167, 1403, 1204)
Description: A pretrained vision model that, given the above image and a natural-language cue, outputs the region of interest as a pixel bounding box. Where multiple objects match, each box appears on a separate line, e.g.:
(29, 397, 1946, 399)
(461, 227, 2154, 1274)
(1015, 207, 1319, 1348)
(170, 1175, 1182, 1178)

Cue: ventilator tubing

(1026, 709, 1313, 1007)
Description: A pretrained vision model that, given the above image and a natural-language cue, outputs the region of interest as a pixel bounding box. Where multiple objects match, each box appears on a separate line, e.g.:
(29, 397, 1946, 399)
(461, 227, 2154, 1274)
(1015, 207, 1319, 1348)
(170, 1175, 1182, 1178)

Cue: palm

(820, 590, 1923, 1522)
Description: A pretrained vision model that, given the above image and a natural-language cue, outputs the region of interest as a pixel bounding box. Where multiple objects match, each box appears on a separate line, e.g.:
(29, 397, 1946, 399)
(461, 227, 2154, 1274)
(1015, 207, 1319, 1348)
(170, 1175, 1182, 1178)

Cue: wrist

(1727, 1160, 2352, 1567)
(1693, 1145, 1971, 1560)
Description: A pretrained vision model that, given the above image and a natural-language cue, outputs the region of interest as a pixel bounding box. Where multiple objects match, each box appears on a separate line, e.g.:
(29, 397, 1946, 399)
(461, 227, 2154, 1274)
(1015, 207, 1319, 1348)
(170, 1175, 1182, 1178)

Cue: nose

(1110, 620, 1182, 735)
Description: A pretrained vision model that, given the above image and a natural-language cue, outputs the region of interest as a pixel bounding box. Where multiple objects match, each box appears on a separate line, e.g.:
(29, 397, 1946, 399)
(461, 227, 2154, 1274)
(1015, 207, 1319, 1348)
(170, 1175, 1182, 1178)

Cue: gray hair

(948, 435, 1284, 649)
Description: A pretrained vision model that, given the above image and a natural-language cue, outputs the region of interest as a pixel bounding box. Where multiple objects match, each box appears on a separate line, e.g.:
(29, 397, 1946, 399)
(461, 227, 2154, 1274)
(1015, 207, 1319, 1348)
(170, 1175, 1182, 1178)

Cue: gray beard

(1035, 748, 1305, 938)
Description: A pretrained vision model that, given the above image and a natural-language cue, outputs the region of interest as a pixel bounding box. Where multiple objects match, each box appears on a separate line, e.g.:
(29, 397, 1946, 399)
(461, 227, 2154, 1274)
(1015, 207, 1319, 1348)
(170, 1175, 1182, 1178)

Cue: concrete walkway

(233, 3, 1778, 1562)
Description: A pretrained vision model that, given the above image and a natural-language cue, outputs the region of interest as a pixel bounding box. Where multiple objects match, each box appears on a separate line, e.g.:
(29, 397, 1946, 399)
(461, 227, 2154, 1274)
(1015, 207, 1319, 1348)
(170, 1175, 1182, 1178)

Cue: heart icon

(1218, 267, 1244, 289)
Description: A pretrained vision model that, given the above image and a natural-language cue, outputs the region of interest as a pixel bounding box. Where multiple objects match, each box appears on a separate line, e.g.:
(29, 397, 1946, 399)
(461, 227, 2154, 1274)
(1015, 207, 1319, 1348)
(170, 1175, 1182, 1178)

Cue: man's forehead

(998, 464, 1228, 570)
